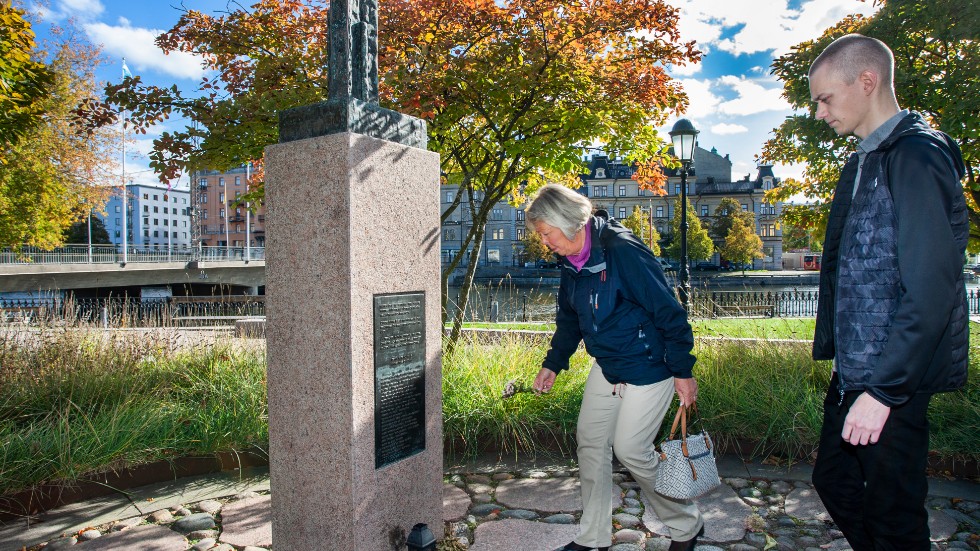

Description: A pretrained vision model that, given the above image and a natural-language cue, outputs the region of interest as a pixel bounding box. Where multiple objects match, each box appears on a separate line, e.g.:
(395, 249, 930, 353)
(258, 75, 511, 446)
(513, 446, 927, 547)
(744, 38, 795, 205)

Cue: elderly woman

(526, 184, 704, 551)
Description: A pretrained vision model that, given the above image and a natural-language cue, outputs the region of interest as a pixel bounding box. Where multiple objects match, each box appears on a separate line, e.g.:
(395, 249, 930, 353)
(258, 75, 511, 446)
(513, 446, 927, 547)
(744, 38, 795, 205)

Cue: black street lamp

(669, 118, 699, 312)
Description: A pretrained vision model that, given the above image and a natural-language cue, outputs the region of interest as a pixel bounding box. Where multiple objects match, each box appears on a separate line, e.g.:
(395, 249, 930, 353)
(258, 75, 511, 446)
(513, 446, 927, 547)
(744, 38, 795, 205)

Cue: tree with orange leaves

(75, 0, 699, 345)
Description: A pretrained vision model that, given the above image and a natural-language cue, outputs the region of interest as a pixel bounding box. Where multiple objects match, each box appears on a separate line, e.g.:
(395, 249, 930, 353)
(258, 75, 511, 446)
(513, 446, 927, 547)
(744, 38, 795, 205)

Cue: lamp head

(669, 118, 699, 162)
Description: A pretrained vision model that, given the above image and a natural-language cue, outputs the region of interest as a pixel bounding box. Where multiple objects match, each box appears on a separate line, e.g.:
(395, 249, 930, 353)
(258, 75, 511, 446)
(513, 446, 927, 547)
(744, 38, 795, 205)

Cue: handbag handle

(667, 404, 691, 458)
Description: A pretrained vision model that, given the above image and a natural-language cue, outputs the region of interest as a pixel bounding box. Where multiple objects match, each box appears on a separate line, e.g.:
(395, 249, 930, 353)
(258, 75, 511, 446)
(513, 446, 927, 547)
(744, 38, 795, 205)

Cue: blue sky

(25, 0, 880, 189)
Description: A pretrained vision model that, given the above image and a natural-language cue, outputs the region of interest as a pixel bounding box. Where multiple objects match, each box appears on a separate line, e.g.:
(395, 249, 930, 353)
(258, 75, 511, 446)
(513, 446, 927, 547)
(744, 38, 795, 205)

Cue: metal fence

(0, 296, 265, 326)
(0, 244, 265, 265)
(4, 289, 980, 326)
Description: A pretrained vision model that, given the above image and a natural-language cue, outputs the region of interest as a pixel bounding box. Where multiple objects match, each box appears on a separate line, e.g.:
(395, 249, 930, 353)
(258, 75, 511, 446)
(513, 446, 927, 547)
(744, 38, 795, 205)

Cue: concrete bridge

(0, 245, 265, 293)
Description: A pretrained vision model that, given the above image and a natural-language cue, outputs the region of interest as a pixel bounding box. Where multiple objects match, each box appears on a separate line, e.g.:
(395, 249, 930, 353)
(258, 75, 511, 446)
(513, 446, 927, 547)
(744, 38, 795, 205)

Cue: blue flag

(121, 58, 132, 79)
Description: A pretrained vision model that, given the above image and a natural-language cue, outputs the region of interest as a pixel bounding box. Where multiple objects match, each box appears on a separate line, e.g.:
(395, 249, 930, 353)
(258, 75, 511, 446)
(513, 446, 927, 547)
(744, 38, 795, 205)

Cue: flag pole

(120, 58, 130, 266)
(245, 163, 251, 264)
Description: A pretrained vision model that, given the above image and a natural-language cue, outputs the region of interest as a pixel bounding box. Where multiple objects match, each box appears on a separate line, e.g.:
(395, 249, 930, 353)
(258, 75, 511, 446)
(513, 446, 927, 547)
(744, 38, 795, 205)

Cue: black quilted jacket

(812, 112, 969, 407)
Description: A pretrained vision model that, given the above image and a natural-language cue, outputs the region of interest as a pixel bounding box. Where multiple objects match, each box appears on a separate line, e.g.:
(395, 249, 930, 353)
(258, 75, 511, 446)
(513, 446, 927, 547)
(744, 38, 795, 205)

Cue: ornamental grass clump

(0, 328, 267, 497)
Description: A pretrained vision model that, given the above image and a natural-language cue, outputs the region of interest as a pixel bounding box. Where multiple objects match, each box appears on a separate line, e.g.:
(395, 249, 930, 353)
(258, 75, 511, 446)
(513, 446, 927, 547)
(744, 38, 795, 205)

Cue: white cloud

(716, 75, 791, 116)
(30, 0, 104, 23)
(711, 123, 748, 135)
(669, 0, 879, 57)
(84, 18, 205, 81)
(676, 78, 722, 119)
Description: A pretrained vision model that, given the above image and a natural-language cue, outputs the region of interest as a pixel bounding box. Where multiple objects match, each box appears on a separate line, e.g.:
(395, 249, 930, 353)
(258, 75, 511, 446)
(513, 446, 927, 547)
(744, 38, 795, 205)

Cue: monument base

(279, 98, 428, 149)
(265, 131, 442, 550)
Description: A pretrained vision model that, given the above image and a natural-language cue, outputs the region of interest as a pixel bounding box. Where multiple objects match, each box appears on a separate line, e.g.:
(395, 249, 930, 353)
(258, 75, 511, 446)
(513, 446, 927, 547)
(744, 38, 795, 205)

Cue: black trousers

(812, 374, 933, 551)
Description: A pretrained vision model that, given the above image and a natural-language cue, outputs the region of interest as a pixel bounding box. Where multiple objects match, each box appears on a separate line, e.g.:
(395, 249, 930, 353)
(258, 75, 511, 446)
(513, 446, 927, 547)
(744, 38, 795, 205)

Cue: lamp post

(669, 118, 699, 312)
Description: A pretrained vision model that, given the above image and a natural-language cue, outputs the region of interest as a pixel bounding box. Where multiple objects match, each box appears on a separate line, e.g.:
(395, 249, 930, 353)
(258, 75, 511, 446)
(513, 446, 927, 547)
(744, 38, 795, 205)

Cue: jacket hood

(559, 211, 618, 273)
(880, 112, 966, 180)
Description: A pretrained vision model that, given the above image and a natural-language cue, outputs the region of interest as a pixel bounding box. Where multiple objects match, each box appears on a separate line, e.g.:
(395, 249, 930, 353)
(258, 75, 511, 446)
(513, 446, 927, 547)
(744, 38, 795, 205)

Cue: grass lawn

(0, 319, 976, 497)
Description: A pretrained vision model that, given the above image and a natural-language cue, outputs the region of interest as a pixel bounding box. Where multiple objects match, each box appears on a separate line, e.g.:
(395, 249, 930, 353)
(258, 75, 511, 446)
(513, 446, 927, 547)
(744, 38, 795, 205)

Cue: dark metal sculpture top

(278, 0, 427, 148)
(329, 0, 379, 104)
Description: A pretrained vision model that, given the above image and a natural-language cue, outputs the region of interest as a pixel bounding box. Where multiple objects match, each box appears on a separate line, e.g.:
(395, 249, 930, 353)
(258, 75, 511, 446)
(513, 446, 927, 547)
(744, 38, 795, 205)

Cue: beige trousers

(574, 362, 703, 547)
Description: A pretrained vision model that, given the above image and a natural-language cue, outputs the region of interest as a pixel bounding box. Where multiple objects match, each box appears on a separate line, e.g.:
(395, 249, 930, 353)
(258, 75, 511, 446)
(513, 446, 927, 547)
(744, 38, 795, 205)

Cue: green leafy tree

(63, 216, 111, 244)
(761, 0, 979, 245)
(710, 197, 754, 242)
(519, 227, 554, 264)
(0, 23, 114, 249)
(782, 219, 823, 252)
(664, 198, 713, 263)
(722, 218, 764, 274)
(76, 0, 699, 351)
(621, 205, 660, 256)
(0, 3, 53, 159)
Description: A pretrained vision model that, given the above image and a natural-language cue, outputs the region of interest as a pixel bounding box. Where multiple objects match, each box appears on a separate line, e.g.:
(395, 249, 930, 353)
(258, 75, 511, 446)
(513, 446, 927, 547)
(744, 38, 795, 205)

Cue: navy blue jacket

(813, 112, 969, 406)
(542, 213, 696, 384)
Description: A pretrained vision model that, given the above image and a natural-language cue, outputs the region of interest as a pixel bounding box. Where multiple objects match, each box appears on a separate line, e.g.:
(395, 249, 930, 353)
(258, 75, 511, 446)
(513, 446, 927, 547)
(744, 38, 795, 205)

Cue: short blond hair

(809, 33, 894, 87)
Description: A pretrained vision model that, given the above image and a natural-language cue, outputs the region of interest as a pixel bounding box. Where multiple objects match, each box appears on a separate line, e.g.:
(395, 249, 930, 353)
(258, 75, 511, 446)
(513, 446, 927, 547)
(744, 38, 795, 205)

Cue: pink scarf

(565, 224, 592, 271)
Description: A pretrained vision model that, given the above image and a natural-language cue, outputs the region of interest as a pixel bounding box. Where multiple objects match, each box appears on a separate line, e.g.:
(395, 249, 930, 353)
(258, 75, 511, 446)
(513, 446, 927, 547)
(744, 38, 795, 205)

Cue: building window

(114, 217, 120, 226)
(183, 232, 187, 239)
(153, 206, 158, 213)
(618, 207, 626, 219)
(164, 231, 169, 238)
(656, 206, 664, 218)
(595, 168, 606, 178)
(144, 230, 149, 237)
(516, 228, 525, 239)
(491, 228, 505, 240)
(199, 178, 207, 187)
(235, 191, 241, 198)
(742, 203, 748, 211)
(592, 186, 607, 197)
(142, 194, 148, 200)
(219, 192, 225, 202)
(143, 217, 149, 226)
(114, 230, 120, 238)
(200, 195, 207, 204)
(235, 176, 241, 186)
(115, 205, 122, 213)
(219, 208, 225, 218)
(153, 194, 158, 201)
(444, 228, 457, 241)
(674, 184, 680, 194)
(219, 177, 225, 187)
(202, 209, 208, 219)
(517, 210, 525, 221)
(619, 185, 626, 197)
(143, 205, 148, 213)
(163, 207, 168, 214)
(153, 218, 158, 225)
(701, 205, 709, 216)
(153, 231, 159, 237)
(492, 209, 502, 221)
(445, 191, 453, 203)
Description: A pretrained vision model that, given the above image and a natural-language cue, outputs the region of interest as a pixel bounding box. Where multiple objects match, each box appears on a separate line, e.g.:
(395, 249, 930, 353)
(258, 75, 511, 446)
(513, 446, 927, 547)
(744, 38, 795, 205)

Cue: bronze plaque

(374, 292, 426, 468)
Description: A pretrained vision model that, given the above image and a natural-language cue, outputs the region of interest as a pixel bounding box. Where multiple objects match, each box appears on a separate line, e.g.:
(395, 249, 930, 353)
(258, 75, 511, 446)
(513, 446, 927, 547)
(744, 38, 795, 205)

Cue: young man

(809, 34, 968, 550)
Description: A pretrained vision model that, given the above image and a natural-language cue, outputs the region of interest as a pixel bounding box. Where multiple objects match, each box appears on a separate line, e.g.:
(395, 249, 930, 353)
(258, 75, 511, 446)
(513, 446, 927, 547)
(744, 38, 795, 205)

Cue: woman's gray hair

(525, 184, 592, 240)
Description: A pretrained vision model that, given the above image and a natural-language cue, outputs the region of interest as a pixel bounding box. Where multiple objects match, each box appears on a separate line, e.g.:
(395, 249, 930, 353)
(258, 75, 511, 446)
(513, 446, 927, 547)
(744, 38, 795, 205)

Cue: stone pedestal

(265, 131, 442, 550)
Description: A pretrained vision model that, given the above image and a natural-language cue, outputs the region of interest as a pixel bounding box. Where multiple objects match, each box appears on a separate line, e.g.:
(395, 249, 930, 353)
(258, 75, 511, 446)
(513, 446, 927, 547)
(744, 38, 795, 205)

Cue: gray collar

(859, 109, 909, 155)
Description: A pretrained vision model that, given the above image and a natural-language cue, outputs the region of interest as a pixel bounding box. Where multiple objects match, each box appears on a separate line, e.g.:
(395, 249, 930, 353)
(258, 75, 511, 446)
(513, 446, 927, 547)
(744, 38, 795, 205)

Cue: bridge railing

(0, 244, 265, 265)
(4, 289, 980, 326)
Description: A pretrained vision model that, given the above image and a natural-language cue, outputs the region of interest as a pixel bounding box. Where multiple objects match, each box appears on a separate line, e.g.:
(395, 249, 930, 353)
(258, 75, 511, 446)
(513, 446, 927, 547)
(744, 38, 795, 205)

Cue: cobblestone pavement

(3, 460, 978, 551)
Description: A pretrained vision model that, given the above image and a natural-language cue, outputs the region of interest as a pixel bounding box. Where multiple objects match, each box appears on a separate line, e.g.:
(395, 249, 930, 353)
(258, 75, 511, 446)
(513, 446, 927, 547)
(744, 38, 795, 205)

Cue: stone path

(3, 461, 978, 551)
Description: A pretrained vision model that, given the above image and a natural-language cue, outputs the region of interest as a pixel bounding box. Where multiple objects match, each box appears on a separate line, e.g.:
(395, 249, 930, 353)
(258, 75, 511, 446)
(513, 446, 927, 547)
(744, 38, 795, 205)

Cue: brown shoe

(668, 525, 705, 551)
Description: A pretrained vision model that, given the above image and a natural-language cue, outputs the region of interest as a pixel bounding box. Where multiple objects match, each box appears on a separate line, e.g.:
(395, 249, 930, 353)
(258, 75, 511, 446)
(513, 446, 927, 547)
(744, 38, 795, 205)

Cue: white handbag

(654, 404, 721, 500)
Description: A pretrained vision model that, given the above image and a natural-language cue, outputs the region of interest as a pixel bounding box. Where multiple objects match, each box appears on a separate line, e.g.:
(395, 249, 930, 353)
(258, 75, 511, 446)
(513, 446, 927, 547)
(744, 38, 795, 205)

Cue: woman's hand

(674, 377, 698, 407)
(533, 368, 557, 394)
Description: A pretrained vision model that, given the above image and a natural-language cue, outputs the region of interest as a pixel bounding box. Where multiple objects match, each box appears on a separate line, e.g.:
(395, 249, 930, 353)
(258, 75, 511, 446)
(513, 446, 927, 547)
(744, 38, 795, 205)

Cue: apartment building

(101, 182, 192, 247)
(439, 146, 783, 270)
(193, 167, 266, 248)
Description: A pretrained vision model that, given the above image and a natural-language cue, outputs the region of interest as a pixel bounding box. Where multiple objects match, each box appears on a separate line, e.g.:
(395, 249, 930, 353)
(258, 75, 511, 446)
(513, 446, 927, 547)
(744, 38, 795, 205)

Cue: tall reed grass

(0, 329, 267, 497)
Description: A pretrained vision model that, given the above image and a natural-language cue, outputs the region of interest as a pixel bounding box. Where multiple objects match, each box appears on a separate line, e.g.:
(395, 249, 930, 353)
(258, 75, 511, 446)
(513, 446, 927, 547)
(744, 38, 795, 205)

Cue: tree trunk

(445, 223, 485, 356)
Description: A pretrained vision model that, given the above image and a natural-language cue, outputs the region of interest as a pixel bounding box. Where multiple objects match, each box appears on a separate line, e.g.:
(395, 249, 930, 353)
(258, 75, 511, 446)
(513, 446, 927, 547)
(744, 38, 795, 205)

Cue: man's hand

(674, 377, 698, 407)
(842, 392, 891, 445)
(533, 367, 557, 394)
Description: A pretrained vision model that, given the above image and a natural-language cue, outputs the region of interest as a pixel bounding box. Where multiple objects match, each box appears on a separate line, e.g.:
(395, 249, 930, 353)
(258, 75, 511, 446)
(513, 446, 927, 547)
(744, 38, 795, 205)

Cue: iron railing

(0, 244, 265, 265)
(4, 289, 980, 326)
